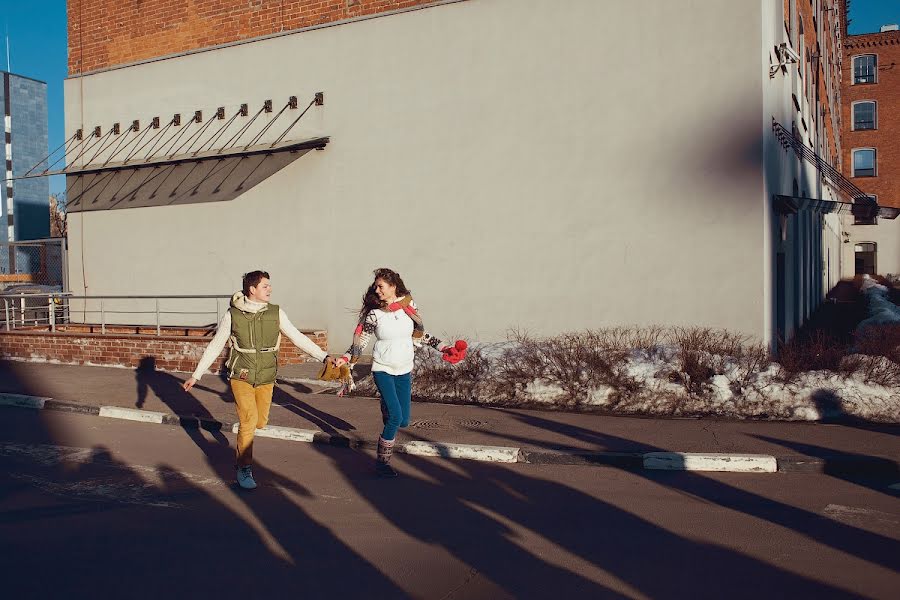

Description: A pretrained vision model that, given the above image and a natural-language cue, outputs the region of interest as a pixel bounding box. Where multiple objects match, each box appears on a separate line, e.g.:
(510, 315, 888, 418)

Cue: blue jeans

(372, 370, 412, 440)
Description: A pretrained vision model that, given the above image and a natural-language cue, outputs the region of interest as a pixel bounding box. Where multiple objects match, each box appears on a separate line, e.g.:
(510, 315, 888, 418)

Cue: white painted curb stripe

(643, 452, 778, 473)
(401, 441, 520, 463)
(0, 393, 48, 409)
(230, 423, 318, 442)
(99, 406, 166, 424)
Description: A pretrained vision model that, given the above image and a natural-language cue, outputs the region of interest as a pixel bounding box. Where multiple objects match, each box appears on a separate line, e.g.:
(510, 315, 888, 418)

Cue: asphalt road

(1, 409, 898, 599)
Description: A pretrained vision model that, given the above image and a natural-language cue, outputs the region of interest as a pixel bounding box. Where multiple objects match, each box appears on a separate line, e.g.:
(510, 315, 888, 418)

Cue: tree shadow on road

(476, 412, 900, 575)
(314, 428, 860, 599)
(272, 385, 356, 435)
(0, 359, 405, 599)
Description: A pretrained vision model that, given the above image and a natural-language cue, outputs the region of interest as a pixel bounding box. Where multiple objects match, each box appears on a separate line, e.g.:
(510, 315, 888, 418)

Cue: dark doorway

(855, 242, 877, 275)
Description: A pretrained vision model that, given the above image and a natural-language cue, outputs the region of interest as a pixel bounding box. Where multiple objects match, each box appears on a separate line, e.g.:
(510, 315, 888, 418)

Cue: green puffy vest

(226, 303, 281, 386)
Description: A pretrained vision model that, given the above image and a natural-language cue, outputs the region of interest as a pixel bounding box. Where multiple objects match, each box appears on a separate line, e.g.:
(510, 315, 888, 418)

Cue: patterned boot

(376, 436, 398, 478)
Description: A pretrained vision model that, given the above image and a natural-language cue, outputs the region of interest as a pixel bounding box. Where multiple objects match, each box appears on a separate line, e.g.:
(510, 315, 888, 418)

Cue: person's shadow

(135, 356, 229, 445)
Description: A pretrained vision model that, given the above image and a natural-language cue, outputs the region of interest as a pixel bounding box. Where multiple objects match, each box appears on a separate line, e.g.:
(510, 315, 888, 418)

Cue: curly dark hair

(359, 267, 411, 317)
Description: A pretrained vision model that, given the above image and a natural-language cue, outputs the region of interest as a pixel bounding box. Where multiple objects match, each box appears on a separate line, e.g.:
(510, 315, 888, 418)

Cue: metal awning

(36, 136, 328, 179)
(9, 95, 328, 212)
(774, 195, 900, 220)
(63, 137, 328, 212)
(772, 120, 895, 213)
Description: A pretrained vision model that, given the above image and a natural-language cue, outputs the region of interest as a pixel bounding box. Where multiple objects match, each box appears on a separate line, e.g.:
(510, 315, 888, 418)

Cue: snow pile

(389, 328, 900, 423)
(856, 275, 900, 334)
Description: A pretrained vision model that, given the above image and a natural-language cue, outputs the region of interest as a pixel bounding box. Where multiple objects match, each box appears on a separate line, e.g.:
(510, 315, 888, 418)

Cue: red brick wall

(784, 0, 843, 173)
(0, 329, 327, 373)
(841, 30, 900, 208)
(68, 0, 449, 74)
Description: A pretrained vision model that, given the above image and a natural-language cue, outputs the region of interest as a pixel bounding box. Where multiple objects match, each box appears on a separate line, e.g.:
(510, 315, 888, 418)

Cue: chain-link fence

(0, 238, 67, 330)
(0, 238, 67, 291)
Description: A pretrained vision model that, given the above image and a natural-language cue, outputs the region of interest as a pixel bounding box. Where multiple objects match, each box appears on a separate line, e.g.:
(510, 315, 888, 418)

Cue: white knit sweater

(342, 298, 444, 376)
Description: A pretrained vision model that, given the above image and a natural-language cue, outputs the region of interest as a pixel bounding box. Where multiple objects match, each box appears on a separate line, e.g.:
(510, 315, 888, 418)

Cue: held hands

(441, 340, 468, 364)
(318, 355, 355, 396)
(182, 377, 197, 391)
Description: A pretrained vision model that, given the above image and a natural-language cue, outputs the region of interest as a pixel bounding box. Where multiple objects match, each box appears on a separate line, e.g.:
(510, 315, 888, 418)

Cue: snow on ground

(399, 338, 900, 423)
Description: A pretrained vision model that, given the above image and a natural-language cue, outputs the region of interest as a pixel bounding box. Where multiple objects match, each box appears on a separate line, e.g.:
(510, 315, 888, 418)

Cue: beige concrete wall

(842, 215, 900, 278)
(64, 0, 767, 351)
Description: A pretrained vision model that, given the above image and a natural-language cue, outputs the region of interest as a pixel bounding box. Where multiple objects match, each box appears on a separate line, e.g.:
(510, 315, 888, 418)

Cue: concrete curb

(643, 452, 778, 473)
(2, 394, 898, 474)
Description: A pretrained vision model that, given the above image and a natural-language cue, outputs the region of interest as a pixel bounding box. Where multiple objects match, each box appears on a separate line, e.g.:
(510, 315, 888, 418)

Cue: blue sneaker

(237, 466, 257, 489)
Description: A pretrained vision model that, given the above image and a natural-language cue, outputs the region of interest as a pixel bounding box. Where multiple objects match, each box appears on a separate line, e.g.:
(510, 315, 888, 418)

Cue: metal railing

(0, 293, 231, 335)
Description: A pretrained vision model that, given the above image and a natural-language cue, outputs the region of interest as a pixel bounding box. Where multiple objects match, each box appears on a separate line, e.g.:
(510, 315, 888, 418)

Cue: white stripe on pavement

(642, 452, 777, 473)
(231, 423, 318, 442)
(401, 441, 521, 463)
(99, 406, 166, 424)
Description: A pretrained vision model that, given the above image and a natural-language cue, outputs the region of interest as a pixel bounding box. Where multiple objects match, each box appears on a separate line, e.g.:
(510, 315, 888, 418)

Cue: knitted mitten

(318, 361, 355, 396)
(441, 340, 468, 364)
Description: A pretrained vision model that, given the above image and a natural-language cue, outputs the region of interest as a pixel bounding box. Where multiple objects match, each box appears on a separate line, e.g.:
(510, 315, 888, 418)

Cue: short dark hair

(243, 270, 270, 296)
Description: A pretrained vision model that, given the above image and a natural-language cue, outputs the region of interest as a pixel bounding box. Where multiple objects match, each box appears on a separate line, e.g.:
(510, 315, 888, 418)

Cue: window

(852, 149, 876, 177)
(854, 195, 878, 225)
(853, 55, 877, 84)
(852, 101, 876, 130)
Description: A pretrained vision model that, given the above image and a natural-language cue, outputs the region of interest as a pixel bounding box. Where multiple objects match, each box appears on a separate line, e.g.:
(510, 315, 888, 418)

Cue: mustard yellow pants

(230, 380, 275, 467)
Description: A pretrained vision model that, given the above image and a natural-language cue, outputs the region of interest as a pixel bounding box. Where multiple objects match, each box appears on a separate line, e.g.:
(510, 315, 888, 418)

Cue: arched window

(852, 148, 876, 177)
(852, 101, 876, 130)
(853, 55, 877, 84)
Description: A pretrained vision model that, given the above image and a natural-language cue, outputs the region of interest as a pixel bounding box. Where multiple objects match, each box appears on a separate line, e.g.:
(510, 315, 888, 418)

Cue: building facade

(0, 71, 51, 277)
(62, 0, 864, 350)
(840, 16, 900, 277)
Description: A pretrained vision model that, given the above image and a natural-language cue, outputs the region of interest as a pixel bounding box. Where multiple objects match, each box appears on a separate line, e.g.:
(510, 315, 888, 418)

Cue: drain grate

(455, 419, 489, 429)
(410, 419, 491, 430)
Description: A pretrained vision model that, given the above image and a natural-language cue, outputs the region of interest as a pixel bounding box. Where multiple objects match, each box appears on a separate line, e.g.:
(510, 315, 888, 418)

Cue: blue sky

(1, 0, 67, 195)
(0, 0, 897, 197)
(848, 0, 900, 34)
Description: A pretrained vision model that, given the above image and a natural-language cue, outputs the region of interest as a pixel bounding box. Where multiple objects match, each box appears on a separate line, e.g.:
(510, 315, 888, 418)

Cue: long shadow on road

(475, 412, 900, 575)
(314, 433, 859, 599)
(0, 360, 406, 599)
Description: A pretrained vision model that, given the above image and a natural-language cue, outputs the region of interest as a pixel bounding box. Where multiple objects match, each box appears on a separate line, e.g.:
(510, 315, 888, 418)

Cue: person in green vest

(183, 270, 333, 489)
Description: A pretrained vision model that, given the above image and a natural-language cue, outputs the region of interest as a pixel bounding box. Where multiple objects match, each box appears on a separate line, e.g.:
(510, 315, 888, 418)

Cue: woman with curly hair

(335, 268, 466, 477)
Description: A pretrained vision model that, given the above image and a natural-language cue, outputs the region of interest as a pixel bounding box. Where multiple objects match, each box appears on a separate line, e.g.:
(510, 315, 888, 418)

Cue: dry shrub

(621, 325, 667, 358)
(663, 328, 766, 394)
(486, 329, 641, 407)
(841, 354, 900, 387)
(775, 330, 847, 382)
(854, 324, 900, 362)
(846, 324, 900, 386)
(411, 341, 494, 402)
(665, 328, 716, 395)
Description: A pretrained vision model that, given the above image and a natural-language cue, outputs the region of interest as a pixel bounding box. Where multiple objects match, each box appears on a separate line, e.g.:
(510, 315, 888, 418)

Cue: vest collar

(230, 292, 269, 314)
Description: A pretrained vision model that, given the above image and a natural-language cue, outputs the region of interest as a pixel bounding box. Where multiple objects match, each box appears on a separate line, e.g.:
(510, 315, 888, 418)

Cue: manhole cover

(411, 419, 446, 430)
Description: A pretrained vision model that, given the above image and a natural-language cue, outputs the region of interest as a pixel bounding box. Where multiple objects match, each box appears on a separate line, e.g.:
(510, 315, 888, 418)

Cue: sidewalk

(1, 359, 898, 474)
